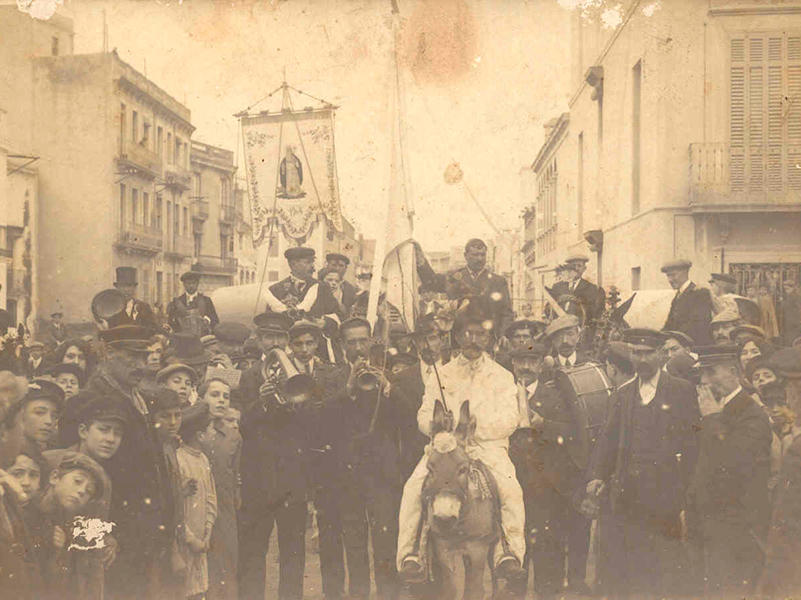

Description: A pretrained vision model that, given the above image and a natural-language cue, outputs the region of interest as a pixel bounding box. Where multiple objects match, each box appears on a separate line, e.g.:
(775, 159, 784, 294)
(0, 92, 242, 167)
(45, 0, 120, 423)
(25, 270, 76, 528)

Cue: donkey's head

(424, 400, 475, 532)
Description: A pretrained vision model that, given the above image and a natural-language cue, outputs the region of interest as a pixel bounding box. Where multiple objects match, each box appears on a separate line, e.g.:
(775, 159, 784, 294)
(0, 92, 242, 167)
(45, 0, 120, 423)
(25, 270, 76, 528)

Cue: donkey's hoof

(495, 556, 525, 582)
(399, 557, 427, 584)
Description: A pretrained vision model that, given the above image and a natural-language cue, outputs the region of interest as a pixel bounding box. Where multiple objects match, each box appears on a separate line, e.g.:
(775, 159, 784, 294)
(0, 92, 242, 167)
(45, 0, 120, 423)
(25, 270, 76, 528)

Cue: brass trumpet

(263, 347, 314, 405)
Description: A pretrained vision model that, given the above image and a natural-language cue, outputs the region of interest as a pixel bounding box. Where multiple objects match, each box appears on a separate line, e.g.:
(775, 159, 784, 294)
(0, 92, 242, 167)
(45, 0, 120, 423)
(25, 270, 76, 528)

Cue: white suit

(396, 352, 526, 569)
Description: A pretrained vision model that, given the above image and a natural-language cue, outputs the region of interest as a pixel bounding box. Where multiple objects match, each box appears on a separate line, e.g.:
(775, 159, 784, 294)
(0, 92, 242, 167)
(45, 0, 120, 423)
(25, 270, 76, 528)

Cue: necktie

(127, 299, 134, 318)
(565, 358, 572, 368)
(304, 361, 311, 376)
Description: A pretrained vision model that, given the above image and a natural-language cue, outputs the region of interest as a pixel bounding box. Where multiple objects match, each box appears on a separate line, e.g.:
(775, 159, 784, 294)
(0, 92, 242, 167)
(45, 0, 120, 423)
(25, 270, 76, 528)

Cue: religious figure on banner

(279, 145, 306, 198)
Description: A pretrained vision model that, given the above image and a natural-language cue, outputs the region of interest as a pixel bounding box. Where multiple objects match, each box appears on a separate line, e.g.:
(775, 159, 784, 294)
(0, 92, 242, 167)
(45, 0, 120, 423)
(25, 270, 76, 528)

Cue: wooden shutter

(767, 36, 783, 192)
(731, 38, 746, 192)
(788, 36, 801, 191)
(748, 36, 765, 193)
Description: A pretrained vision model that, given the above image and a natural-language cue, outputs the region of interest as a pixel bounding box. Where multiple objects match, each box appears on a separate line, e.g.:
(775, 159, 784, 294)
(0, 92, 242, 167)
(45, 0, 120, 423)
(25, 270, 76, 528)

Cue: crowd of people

(0, 237, 800, 599)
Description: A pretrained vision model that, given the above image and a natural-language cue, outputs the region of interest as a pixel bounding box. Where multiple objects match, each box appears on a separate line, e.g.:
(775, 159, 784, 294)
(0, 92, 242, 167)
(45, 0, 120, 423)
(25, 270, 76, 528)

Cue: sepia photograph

(1, 0, 801, 598)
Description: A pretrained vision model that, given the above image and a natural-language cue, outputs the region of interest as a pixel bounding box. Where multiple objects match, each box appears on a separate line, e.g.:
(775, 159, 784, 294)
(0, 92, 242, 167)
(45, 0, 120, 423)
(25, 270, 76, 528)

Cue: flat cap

(509, 342, 549, 359)
(55, 451, 106, 500)
(325, 253, 350, 265)
(156, 363, 197, 384)
(565, 254, 590, 264)
(661, 259, 692, 273)
(253, 312, 293, 333)
(289, 320, 322, 338)
(78, 395, 129, 425)
(545, 315, 580, 338)
(142, 386, 182, 413)
(622, 328, 666, 350)
(709, 273, 737, 285)
(214, 322, 251, 345)
(730, 324, 766, 342)
(711, 310, 741, 325)
(25, 379, 66, 409)
(28, 341, 45, 349)
(285, 247, 315, 261)
(662, 330, 694, 348)
(179, 402, 212, 439)
(693, 345, 741, 368)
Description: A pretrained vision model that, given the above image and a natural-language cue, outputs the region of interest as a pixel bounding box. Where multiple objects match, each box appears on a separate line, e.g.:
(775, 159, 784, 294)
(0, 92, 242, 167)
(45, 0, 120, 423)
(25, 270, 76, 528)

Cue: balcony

(118, 141, 161, 179)
(163, 235, 194, 260)
(164, 163, 191, 191)
(192, 199, 209, 221)
(198, 255, 238, 274)
(115, 222, 163, 255)
(689, 143, 801, 211)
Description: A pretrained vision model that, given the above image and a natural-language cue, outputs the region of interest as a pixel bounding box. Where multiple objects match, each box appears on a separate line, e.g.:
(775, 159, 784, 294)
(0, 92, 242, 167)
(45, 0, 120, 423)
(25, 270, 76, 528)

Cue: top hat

(114, 267, 138, 286)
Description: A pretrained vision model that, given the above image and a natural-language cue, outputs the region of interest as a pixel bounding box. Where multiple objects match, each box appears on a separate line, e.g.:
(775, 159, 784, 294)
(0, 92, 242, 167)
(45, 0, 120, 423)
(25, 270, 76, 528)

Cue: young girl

(176, 403, 217, 600)
(198, 374, 242, 600)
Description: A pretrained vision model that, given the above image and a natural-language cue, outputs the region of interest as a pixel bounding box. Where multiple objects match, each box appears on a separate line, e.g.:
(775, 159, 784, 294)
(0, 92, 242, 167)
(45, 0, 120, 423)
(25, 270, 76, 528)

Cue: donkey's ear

(431, 400, 447, 436)
(454, 400, 471, 443)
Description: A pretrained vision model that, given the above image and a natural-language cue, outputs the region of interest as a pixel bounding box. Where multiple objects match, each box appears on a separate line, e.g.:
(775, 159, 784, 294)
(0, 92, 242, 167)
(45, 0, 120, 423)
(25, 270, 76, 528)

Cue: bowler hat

(661, 259, 692, 273)
(180, 263, 203, 283)
(545, 315, 580, 339)
(167, 333, 212, 366)
(213, 322, 251, 345)
(709, 273, 737, 285)
(114, 267, 138, 286)
(253, 312, 293, 333)
(692, 345, 740, 369)
(285, 247, 315, 261)
(326, 253, 350, 265)
(622, 328, 666, 351)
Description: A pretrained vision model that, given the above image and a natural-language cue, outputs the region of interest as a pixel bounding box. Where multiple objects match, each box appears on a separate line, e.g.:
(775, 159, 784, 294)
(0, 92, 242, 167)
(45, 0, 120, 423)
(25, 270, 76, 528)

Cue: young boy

(176, 403, 218, 600)
(28, 451, 106, 599)
(157, 364, 198, 408)
(4, 379, 65, 451)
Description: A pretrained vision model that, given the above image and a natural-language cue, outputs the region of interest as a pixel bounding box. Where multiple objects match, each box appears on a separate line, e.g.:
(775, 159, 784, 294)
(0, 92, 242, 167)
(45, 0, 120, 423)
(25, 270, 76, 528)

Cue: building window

(51, 36, 59, 56)
(167, 132, 172, 162)
(229, 237, 234, 253)
(174, 203, 180, 238)
(221, 177, 229, 205)
(142, 269, 150, 302)
(132, 110, 138, 144)
(119, 184, 126, 230)
(174, 275, 180, 298)
(194, 234, 202, 257)
(631, 267, 641, 291)
(577, 132, 584, 239)
(157, 126, 163, 157)
(183, 207, 189, 236)
(143, 192, 150, 228)
(166, 276, 172, 304)
(155, 196, 163, 230)
(730, 32, 801, 193)
(535, 157, 558, 257)
(632, 59, 642, 215)
(120, 104, 126, 150)
(240, 271, 244, 285)
(143, 122, 151, 148)
(268, 237, 279, 257)
(268, 271, 279, 282)
(193, 173, 201, 199)
(221, 235, 228, 258)
(175, 137, 181, 166)
(167, 202, 172, 241)
(131, 189, 139, 224)
(156, 271, 163, 305)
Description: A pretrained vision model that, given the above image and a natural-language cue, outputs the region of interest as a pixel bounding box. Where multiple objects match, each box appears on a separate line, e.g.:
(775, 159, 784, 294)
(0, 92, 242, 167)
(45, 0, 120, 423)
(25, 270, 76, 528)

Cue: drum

(553, 363, 614, 470)
(179, 309, 209, 337)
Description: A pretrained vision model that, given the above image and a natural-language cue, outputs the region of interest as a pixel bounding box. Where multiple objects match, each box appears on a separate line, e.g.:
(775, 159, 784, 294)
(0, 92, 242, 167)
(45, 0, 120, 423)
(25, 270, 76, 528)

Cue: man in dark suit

(781, 278, 801, 346)
(267, 247, 340, 321)
(325, 252, 358, 314)
(545, 314, 588, 369)
(508, 342, 588, 598)
(561, 255, 606, 324)
(107, 267, 157, 330)
(689, 345, 772, 597)
(661, 259, 714, 346)
(417, 238, 515, 339)
(586, 328, 701, 598)
(167, 264, 219, 333)
(43, 311, 68, 351)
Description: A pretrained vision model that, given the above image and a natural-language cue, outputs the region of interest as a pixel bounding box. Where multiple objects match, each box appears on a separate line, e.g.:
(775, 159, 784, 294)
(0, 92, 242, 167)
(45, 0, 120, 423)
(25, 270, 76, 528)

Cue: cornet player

(238, 311, 321, 600)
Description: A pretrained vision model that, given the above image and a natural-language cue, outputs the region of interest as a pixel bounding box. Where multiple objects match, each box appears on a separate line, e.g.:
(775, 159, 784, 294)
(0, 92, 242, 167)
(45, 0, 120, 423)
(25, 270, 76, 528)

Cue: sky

(63, 0, 573, 252)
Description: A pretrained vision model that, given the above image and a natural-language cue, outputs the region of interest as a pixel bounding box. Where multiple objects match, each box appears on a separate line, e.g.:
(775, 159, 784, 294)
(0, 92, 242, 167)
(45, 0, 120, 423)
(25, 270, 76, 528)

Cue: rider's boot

(496, 555, 526, 582)
(399, 556, 426, 584)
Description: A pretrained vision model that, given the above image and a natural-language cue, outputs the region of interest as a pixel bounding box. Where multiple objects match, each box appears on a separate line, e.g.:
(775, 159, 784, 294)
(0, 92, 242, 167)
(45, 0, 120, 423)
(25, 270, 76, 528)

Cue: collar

(185, 291, 198, 303)
(721, 385, 743, 408)
(290, 275, 311, 288)
(466, 266, 487, 280)
(558, 352, 578, 366)
(457, 351, 486, 368)
(638, 369, 660, 390)
(678, 280, 691, 295)
(526, 380, 539, 395)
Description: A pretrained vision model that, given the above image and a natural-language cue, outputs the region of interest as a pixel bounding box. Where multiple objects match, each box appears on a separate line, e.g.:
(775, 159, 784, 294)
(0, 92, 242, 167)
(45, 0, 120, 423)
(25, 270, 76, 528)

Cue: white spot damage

(16, 0, 63, 20)
(642, 1, 661, 17)
(69, 517, 114, 551)
(600, 5, 623, 29)
(432, 495, 461, 521)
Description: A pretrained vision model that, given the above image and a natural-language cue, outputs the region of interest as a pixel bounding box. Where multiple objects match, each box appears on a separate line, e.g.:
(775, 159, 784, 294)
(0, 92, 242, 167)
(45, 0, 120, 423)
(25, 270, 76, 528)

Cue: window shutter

(768, 36, 783, 191)
(731, 38, 746, 192)
(748, 37, 765, 193)
(788, 36, 801, 191)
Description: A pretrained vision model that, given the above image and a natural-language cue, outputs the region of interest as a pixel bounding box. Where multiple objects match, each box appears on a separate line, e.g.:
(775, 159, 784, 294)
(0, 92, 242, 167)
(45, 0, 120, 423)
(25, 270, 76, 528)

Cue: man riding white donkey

(397, 299, 526, 592)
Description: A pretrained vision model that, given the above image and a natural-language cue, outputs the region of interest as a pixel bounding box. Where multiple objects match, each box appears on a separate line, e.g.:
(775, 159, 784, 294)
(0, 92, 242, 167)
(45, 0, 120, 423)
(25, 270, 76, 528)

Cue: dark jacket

(663, 282, 714, 346)
(419, 262, 515, 337)
(589, 371, 701, 516)
(689, 389, 771, 529)
(559, 278, 606, 325)
(268, 276, 340, 320)
(107, 299, 157, 330)
(167, 292, 219, 332)
(341, 280, 359, 314)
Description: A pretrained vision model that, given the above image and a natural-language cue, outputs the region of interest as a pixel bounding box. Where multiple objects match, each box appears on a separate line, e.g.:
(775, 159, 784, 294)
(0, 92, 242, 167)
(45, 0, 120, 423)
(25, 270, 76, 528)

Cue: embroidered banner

(242, 109, 343, 245)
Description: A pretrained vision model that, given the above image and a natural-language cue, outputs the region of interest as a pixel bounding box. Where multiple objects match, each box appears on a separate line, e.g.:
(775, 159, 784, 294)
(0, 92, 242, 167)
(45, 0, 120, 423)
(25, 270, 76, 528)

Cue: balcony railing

(119, 141, 161, 177)
(115, 221, 163, 254)
(220, 204, 236, 223)
(689, 143, 801, 209)
(164, 235, 194, 259)
(192, 199, 209, 221)
(198, 255, 238, 274)
(164, 163, 191, 190)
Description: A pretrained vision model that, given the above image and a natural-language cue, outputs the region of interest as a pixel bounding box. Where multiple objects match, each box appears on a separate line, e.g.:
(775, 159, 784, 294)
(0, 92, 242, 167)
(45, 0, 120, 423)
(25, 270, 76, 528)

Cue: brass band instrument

(262, 347, 314, 405)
